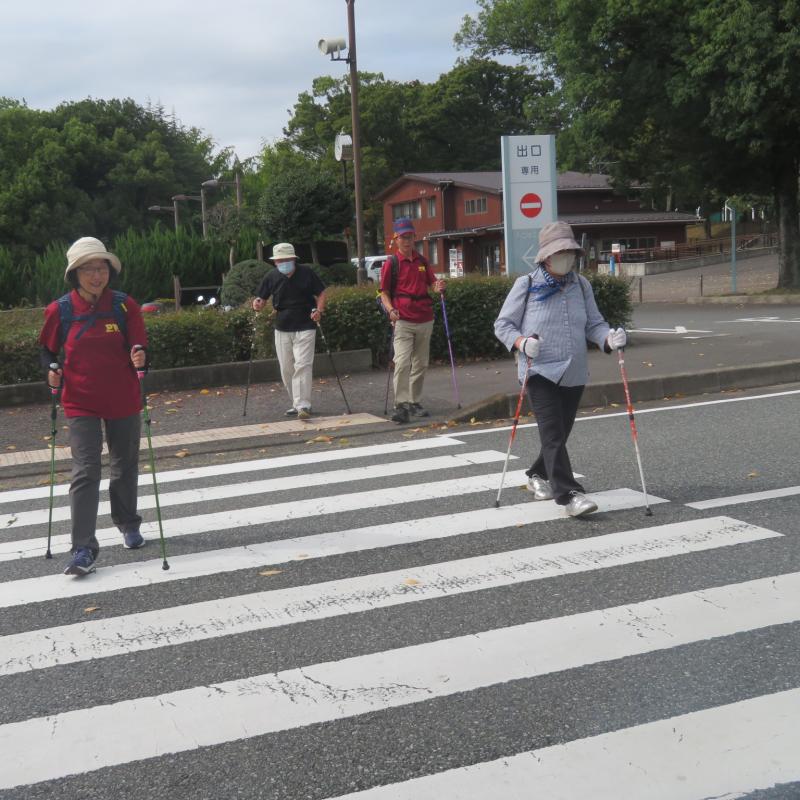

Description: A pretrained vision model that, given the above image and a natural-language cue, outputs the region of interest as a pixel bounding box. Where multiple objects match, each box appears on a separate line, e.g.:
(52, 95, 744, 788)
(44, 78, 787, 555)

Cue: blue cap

(393, 217, 415, 235)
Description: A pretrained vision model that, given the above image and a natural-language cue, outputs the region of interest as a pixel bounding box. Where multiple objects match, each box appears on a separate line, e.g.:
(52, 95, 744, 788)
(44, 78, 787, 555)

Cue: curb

(0, 349, 373, 408)
(449, 359, 800, 423)
(686, 295, 800, 305)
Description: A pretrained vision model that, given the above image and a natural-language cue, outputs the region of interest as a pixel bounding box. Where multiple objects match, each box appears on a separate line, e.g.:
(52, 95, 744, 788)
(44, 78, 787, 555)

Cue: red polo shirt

(380, 250, 436, 323)
(39, 289, 146, 419)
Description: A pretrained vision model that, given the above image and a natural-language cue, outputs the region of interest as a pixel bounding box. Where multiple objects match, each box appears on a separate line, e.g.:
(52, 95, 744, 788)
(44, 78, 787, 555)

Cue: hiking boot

(284, 408, 299, 417)
(121, 527, 145, 549)
(526, 474, 553, 501)
(409, 403, 430, 418)
(391, 404, 410, 424)
(63, 547, 97, 576)
(563, 491, 598, 518)
(297, 407, 312, 420)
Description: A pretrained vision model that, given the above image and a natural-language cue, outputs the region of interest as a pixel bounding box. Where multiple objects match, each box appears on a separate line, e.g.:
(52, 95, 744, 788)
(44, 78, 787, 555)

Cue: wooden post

(173, 275, 181, 312)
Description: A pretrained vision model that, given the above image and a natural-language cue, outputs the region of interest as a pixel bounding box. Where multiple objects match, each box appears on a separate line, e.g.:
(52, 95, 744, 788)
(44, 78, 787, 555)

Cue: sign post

(501, 135, 557, 275)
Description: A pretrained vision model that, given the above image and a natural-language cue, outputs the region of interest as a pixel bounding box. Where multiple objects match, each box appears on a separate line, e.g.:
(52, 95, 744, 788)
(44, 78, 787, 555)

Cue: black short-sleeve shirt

(256, 264, 326, 332)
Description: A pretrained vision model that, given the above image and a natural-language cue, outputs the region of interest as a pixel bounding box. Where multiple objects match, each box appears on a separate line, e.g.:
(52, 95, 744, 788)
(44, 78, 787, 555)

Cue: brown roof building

(376, 171, 699, 274)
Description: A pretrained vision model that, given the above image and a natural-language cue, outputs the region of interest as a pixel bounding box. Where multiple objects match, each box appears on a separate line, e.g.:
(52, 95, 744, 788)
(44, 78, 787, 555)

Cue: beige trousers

(392, 319, 433, 405)
(274, 328, 316, 410)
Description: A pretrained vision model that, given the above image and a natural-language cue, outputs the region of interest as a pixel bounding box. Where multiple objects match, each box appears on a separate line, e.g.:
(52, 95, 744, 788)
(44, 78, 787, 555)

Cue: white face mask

(548, 251, 576, 276)
(276, 260, 295, 275)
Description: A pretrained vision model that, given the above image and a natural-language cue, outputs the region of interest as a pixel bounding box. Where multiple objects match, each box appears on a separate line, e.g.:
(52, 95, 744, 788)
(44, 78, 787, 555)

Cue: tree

(0, 98, 228, 259)
(456, 0, 800, 287)
(259, 158, 352, 264)
(278, 59, 568, 249)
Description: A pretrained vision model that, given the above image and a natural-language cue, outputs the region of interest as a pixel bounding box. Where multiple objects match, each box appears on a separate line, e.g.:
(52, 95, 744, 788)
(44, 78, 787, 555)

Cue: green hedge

(0, 274, 632, 384)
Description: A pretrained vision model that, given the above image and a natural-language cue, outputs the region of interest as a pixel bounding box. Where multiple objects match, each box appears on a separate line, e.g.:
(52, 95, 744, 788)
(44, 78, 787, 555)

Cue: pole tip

(162, 561, 170, 571)
(645, 508, 653, 516)
(45, 551, 52, 559)
(494, 500, 500, 508)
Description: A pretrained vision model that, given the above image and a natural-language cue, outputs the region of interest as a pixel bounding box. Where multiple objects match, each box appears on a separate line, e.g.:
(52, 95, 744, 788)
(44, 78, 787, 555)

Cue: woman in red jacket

(39, 237, 148, 576)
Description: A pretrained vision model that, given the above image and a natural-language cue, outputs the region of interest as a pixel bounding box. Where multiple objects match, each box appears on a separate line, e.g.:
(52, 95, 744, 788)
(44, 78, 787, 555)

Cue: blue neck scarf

(528, 265, 569, 302)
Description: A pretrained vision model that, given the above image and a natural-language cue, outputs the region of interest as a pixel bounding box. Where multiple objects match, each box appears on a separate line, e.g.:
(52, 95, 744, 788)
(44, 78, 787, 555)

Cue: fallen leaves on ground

(747, 470, 759, 478)
(403, 578, 421, 586)
(337, 438, 350, 446)
(84, 606, 100, 613)
(5, 445, 15, 450)
(642, 362, 654, 367)
(199, 389, 210, 395)
(306, 435, 334, 444)
(259, 569, 283, 577)
(174, 449, 190, 458)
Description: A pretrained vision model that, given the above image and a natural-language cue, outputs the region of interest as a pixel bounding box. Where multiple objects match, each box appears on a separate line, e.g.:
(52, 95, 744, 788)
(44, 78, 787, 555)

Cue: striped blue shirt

(494, 266, 612, 386)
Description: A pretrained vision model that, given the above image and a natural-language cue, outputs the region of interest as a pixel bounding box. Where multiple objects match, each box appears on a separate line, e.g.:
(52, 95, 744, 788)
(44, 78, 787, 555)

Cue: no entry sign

(520, 192, 543, 218)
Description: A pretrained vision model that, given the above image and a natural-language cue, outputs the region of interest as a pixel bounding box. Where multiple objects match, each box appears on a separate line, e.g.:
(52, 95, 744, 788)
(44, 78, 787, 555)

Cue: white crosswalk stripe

(0, 432, 797, 798)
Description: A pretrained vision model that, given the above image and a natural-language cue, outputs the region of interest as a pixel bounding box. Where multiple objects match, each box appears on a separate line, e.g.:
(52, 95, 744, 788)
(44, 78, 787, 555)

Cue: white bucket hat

(270, 242, 297, 261)
(65, 237, 122, 279)
(534, 221, 582, 263)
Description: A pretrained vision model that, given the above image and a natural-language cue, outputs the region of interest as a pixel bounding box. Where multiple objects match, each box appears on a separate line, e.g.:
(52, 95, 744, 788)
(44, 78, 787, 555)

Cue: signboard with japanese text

(501, 134, 557, 275)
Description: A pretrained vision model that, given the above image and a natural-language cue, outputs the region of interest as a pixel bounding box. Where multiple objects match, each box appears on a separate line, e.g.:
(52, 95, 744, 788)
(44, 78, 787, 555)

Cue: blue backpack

(57, 290, 129, 347)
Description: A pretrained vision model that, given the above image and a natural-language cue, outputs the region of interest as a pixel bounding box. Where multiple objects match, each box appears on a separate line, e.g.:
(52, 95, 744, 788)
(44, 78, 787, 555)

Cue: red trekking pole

(618, 347, 652, 516)
(495, 355, 532, 508)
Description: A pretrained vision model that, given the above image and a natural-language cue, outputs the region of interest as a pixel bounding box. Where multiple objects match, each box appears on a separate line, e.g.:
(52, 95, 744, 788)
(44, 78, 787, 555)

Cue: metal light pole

(202, 173, 242, 210)
(148, 204, 179, 232)
(319, 0, 367, 285)
(172, 195, 206, 239)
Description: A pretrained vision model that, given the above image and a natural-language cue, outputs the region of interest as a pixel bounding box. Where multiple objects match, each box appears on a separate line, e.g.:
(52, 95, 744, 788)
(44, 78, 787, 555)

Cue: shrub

(0, 274, 633, 383)
(220, 260, 271, 307)
(314, 261, 357, 287)
(584, 272, 633, 329)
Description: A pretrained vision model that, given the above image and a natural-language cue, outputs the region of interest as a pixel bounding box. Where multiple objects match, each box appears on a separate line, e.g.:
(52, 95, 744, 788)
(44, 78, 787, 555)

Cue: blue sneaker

(121, 528, 145, 549)
(63, 547, 96, 576)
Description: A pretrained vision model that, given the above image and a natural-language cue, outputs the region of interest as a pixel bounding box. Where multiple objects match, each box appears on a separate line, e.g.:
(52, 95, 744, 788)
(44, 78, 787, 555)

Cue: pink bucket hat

(534, 221, 582, 263)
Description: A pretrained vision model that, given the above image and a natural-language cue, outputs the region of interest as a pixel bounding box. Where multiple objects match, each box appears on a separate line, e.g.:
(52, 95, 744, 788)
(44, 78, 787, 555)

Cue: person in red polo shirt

(39, 237, 148, 576)
(379, 217, 445, 423)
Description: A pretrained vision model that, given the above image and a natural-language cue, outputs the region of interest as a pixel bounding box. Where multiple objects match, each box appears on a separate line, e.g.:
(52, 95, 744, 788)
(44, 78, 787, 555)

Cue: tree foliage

(456, 0, 800, 286)
(0, 97, 228, 262)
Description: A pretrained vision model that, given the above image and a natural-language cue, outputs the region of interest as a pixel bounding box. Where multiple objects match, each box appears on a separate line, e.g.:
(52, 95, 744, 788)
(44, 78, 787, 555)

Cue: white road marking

(3, 514, 762, 674)
(0, 450, 507, 530)
(450, 388, 800, 436)
(0, 468, 532, 565)
(0, 437, 465, 505)
(3, 571, 799, 790)
(334, 689, 800, 799)
(0, 487, 659, 605)
(687, 484, 800, 510)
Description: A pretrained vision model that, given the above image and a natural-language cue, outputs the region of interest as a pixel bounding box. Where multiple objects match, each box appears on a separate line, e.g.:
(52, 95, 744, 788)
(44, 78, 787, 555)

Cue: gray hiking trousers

(67, 413, 142, 554)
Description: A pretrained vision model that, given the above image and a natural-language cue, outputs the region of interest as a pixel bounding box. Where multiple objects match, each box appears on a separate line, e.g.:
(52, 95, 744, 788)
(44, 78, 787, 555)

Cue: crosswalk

(0, 430, 798, 798)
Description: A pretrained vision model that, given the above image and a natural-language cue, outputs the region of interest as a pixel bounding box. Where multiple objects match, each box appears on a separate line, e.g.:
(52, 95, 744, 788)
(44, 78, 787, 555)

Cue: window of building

(427, 197, 436, 218)
(464, 197, 487, 215)
(392, 201, 422, 220)
(428, 240, 439, 265)
(415, 240, 424, 255)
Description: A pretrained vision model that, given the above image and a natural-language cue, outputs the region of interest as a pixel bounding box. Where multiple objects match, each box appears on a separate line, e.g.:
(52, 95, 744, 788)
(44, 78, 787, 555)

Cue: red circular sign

(520, 192, 543, 218)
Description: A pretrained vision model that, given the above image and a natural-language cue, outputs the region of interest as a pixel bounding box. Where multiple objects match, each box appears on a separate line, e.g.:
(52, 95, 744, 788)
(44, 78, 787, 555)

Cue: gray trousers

(67, 413, 142, 553)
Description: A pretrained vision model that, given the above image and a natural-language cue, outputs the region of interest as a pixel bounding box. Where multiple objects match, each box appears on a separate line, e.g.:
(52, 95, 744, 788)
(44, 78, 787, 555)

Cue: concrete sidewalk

(4, 296, 800, 478)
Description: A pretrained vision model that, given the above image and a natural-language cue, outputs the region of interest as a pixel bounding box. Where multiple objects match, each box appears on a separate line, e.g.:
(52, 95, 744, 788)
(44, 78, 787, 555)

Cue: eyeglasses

(77, 266, 108, 276)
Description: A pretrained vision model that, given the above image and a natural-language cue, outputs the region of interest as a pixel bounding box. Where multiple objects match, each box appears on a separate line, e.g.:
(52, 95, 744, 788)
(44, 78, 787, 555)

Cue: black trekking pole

(242, 316, 257, 417)
(618, 347, 653, 516)
(133, 345, 170, 570)
(383, 325, 394, 416)
(316, 320, 352, 414)
(495, 354, 533, 508)
(45, 363, 60, 559)
(439, 290, 461, 408)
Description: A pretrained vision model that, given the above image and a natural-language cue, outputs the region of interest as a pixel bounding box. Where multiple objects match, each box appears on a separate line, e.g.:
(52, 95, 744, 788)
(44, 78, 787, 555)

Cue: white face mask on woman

(276, 260, 295, 276)
(548, 251, 576, 276)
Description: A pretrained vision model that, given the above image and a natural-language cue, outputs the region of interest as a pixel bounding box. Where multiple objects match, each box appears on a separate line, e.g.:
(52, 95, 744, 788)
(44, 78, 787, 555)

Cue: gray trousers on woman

(67, 413, 142, 554)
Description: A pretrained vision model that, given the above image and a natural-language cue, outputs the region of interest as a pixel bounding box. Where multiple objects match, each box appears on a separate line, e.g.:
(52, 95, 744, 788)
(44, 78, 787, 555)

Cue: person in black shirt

(252, 243, 327, 419)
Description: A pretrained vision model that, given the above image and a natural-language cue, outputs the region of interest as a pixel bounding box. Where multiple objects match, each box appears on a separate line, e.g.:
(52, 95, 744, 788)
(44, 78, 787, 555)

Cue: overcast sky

(1, 1, 485, 162)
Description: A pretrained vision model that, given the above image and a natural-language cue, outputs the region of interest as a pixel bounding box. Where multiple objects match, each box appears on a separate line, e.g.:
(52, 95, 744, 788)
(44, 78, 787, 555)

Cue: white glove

(520, 335, 541, 359)
(607, 327, 627, 350)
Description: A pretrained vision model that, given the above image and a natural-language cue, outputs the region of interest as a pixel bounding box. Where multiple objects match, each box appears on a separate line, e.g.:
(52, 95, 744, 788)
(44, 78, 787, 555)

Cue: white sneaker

(526, 474, 553, 501)
(564, 492, 598, 518)
(297, 407, 312, 420)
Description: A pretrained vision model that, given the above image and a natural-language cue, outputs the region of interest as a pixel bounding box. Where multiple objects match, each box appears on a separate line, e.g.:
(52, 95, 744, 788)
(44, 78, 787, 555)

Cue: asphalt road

(1, 384, 799, 798)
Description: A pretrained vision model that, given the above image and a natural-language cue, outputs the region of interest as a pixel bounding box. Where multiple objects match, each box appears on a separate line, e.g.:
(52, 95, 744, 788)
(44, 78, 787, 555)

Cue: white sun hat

(65, 237, 122, 279)
(270, 242, 298, 261)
